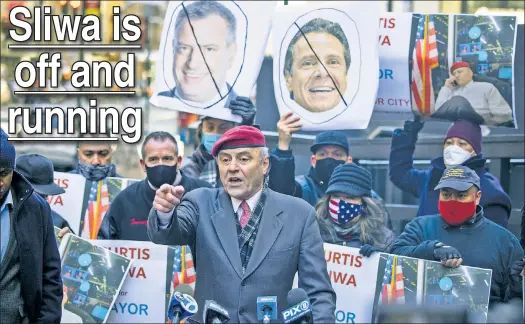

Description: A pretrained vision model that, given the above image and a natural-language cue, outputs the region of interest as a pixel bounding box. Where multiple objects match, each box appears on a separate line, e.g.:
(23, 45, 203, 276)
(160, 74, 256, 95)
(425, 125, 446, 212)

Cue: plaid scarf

(200, 159, 218, 187)
(236, 186, 268, 273)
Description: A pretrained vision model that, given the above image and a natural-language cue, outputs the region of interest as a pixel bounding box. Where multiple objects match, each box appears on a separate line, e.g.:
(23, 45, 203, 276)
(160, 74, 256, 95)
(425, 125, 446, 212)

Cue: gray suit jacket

(148, 187, 336, 323)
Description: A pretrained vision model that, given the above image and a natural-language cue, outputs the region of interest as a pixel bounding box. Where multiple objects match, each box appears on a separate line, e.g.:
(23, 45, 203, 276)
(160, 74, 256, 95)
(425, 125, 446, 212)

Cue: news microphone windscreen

(287, 288, 308, 306)
(175, 284, 194, 297)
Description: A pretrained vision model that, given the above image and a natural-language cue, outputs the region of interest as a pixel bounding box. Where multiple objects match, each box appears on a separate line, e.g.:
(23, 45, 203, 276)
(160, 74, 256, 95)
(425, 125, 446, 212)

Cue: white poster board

(150, 0, 277, 122)
(48, 172, 87, 234)
(272, 1, 380, 130)
(94, 240, 176, 323)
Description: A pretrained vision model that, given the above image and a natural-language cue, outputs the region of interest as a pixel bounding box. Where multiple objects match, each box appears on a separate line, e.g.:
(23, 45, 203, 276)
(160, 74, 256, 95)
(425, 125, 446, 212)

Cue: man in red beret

(147, 126, 336, 323)
(434, 61, 513, 126)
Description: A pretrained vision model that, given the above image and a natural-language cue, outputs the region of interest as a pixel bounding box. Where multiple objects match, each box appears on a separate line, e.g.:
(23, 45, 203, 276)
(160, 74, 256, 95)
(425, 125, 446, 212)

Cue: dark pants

(433, 96, 485, 125)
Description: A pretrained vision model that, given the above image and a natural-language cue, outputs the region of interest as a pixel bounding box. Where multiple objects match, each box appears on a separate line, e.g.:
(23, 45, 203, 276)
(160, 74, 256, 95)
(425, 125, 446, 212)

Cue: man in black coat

(98, 131, 212, 241)
(0, 129, 62, 323)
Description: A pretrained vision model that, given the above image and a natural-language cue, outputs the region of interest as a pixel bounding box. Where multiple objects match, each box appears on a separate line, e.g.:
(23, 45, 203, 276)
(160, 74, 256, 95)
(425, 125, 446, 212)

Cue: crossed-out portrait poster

(272, 1, 381, 131)
(375, 12, 518, 128)
(150, 0, 276, 123)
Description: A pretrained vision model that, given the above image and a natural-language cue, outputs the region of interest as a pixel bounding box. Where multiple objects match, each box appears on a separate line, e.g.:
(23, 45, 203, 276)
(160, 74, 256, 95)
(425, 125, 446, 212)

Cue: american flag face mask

(329, 199, 363, 225)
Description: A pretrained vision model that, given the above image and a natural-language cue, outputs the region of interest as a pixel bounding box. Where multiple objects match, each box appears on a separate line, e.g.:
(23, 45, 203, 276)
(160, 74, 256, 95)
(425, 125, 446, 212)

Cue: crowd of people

(1, 92, 524, 322)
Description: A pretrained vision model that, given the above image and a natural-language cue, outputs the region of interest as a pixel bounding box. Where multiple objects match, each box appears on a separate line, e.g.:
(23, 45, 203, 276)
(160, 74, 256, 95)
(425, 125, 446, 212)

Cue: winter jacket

(2, 171, 63, 323)
(181, 144, 223, 188)
(98, 171, 212, 241)
(389, 127, 511, 227)
(269, 148, 385, 208)
(389, 206, 523, 304)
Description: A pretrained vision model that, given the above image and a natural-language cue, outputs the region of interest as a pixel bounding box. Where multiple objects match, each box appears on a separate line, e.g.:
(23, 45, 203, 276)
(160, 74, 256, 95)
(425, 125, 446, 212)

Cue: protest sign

(295, 244, 492, 323)
(94, 240, 195, 323)
(374, 12, 518, 128)
(272, 1, 380, 130)
(59, 234, 132, 323)
(48, 172, 89, 234)
(324, 243, 380, 323)
(150, 0, 276, 122)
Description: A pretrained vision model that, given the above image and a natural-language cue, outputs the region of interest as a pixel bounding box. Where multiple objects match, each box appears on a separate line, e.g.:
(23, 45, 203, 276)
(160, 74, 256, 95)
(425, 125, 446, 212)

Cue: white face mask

(443, 145, 473, 167)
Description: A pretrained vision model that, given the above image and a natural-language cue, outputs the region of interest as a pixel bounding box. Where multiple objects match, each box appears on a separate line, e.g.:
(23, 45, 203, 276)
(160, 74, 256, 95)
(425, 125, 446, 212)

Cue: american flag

(81, 180, 109, 239)
(411, 14, 439, 116)
(171, 245, 196, 293)
(329, 199, 361, 223)
(379, 255, 405, 304)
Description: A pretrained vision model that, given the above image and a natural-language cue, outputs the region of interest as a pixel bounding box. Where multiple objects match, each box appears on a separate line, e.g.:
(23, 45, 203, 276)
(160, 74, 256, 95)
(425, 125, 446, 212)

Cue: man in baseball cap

(434, 60, 513, 126)
(16, 154, 72, 232)
(390, 165, 524, 304)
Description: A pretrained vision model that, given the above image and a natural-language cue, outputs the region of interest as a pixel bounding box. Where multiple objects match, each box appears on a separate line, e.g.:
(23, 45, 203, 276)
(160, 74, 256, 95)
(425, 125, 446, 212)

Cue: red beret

(450, 61, 470, 73)
(211, 126, 266, 157)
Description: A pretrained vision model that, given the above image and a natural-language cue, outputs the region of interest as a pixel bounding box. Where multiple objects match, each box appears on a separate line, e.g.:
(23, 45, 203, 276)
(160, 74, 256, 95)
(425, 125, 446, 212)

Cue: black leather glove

(509, 259, 524, 283)
(433, 242, 462, 261)
(230, 96, 256, 125)
(403, 115, 424, 134)
(359, 244, 381, 257)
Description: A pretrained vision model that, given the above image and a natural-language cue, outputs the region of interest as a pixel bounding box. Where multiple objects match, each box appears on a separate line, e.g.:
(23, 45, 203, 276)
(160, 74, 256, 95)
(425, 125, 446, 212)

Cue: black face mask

(315, 158, 345, 183)
(145, 165, 178, 189)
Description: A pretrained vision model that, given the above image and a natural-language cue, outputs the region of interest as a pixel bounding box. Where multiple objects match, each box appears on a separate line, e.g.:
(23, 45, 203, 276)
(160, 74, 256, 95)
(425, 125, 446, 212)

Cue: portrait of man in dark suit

(158, 1, 239, 107)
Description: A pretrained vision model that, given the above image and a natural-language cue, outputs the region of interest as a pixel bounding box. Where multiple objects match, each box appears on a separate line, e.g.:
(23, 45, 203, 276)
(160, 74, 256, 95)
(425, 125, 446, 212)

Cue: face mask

(329, 199, 363, 225)
(201, 132, 222, 153)
(146, 165, 178, 189)
(438, 199, 476, 225)
(315, 158, 345, 183)
(443, 145, 473, 167)
(76, 163, 116, 181)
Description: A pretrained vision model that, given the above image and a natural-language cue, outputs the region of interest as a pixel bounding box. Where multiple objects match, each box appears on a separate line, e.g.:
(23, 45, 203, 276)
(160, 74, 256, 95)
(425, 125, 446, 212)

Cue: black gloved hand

(229, 96, 256, 126)
(509, 259, 524, 283)
(403, 115, 424, 134)
(433, 242, 462, 261)
(359, 244, 382, 257)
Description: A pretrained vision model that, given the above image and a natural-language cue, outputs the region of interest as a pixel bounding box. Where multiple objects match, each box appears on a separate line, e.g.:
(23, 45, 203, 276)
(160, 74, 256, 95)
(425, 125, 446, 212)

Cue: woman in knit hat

(315, 163, 395, 256)
(389, 117, 511, 228)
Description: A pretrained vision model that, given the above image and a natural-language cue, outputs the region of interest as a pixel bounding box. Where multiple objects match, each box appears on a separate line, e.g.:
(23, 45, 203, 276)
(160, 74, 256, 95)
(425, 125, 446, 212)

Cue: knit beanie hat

(0, 128, 16, 169)
(444, 119, 482, 153)
(326, 163, 372, 198)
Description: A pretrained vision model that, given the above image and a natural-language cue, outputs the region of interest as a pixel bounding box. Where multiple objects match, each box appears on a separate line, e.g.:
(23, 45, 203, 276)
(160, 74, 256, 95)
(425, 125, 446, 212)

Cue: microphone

(281, 288, 313, 324)
(167, 284, 198, 324)
(203, 300, 230, 324)
(257, 296, 277, 323)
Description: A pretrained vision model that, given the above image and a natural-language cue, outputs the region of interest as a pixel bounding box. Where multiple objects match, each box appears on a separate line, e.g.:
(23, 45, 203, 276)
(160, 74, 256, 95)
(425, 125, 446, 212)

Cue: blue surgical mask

(328, 199, 363, 225)
(201, 132, 222, 153)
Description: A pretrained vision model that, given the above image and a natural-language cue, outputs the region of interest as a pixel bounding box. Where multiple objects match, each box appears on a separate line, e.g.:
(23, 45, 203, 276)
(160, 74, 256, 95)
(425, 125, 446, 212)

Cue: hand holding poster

(150, 0, 276, 122)
(59, 234, 132, 323)
(295, 244, 492, 323)
(272, 1, 380, 130)
(374, 12, 518, 128)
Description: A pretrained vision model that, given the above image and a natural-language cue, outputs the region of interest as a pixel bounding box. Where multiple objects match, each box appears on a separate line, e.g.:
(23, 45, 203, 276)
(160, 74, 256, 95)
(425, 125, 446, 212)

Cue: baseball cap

(434, 165, 480, 192)
(310, 131, 349, 155)
(15, 154, 65, 196)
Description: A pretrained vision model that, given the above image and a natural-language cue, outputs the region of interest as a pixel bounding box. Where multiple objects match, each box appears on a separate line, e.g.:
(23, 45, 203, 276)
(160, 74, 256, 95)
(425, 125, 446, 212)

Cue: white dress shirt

(230, 189, 262, 221)
(157, 188, 263, 227)
(435, 80, 513, 125)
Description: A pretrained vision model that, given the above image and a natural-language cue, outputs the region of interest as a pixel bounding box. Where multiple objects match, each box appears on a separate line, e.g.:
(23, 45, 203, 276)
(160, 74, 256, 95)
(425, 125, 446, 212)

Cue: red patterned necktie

(239, 201, 251, 228)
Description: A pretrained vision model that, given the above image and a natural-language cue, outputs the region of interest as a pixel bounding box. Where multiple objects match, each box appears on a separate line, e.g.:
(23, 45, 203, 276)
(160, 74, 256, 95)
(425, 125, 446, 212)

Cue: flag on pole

(171, 245, 196, 293)
(411, 14, 439, 116)
(379, 255, 406, 304)
(82, 180, 109, 239)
